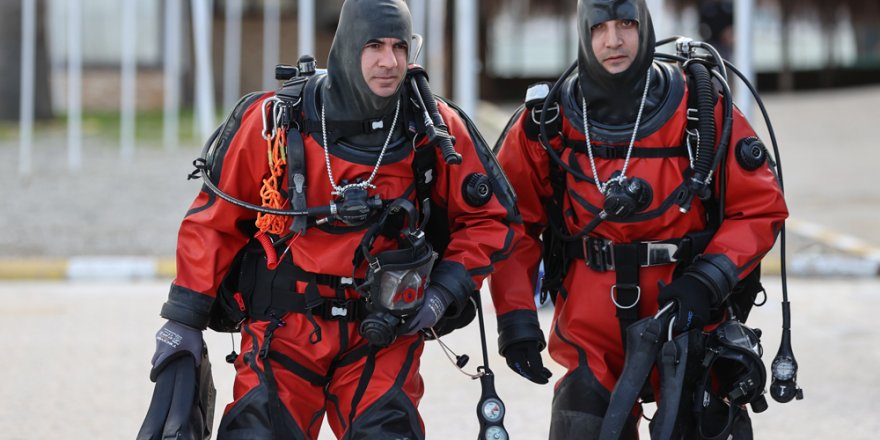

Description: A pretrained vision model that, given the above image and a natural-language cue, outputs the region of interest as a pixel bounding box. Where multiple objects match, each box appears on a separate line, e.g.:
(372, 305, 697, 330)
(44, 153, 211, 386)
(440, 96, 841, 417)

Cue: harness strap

(301, 116, 395, 142)
(346, 346, 380, 431)
(288, 127, 308, 234)
(613, 244, 641, 352)
(561, 136, 689, 159)
(270, 293, 369, 323)
(267, 351, 331, 387)
(253, 318, 290, 437)
(566, 237, 682, 272)
(412, 144, 436, 207)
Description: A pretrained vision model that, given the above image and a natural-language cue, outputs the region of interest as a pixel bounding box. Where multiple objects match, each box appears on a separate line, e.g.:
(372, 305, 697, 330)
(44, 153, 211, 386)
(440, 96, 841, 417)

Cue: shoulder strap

(275, 76, 314, 234)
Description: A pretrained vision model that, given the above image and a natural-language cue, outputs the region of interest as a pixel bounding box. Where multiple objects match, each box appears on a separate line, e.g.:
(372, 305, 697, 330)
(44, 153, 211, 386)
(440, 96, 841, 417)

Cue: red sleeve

(704, 102, 788, 279)
(488, 111, 555, 315)
(164, 94, 273, 328)
(431, 102, 518, 292)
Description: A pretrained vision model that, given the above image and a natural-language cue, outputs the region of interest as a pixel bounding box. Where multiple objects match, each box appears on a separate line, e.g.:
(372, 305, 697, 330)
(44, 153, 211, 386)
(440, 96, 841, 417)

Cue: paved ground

(1, 277, 878, 439)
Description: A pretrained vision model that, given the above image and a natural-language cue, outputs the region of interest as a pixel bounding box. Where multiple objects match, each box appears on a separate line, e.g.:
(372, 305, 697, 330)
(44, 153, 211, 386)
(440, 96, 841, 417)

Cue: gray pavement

(1, 277, 878, 439)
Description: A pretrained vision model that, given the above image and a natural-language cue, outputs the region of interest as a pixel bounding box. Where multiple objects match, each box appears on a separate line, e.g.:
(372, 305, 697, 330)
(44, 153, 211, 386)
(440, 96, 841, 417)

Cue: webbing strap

(268, 350, 331, 387)
(614, 244, 641, 351)
(256, 319, 291, 438)
(345, 346, 379, 436)
(562, 137, 689, 159)
(412, 144, 436, 216)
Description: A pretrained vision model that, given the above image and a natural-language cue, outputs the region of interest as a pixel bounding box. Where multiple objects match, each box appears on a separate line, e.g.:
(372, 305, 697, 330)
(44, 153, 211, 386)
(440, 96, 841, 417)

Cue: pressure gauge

(481, 398, 505, 423)
(484, 426, 508, 440)
(771, 355, 797, 381)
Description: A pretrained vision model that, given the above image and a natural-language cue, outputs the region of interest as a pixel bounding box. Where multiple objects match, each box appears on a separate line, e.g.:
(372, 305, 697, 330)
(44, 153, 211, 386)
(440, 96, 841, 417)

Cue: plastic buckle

(584, 237, 615, 271)
(643, 241, 679, 266)
(339, 277, 355, 288)
(323, 299, 354, 321)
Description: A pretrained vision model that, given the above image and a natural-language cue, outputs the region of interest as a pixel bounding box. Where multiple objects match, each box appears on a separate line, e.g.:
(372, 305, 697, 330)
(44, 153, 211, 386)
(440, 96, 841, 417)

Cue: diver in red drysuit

(148, 1, 518, 438)
(489, 0, 787, 438)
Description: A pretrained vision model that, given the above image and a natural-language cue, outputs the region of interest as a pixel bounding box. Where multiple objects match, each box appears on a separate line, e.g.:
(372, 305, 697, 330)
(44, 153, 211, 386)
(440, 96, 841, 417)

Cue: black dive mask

(354, 198, 437, 346)
(701, 319, 768, 412)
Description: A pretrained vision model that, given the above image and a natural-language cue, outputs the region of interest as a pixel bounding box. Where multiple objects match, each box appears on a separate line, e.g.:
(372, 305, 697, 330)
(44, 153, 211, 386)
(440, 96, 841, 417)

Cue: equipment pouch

(208, 245, 261, 332)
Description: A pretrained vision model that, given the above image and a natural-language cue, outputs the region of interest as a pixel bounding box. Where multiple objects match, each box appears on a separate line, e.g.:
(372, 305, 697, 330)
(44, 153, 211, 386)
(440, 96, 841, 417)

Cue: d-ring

(610, 284, 640, 309)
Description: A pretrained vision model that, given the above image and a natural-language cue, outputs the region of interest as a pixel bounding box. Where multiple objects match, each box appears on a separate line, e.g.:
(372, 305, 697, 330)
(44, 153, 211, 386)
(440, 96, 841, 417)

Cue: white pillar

(408, 0, 426, 64)
(67, 0, 82, 170)
(646, 0, 668, 39)
(734, 0, 755, 120)
(191, 0, 216, 139)
(454, 0, 478, 116)
(263, 0, 281, 90)
(298, 0, 315, 58)
(120, 0, 138, 161)
(163, 0, 182, 150)
(19, 0, 36, 176)
(426, 0, 446, 95)
(223, 0, 243, 112)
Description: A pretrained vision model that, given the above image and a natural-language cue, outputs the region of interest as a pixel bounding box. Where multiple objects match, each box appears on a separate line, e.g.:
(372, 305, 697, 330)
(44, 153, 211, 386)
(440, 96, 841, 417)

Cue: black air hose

(409, 68, 462, 164)
(686, 61, 716, 186)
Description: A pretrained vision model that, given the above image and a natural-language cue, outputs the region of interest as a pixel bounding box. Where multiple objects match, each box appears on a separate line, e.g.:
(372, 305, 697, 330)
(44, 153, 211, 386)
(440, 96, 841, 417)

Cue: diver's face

(590, 19, 640, 74)
(361, 37, 408, 97)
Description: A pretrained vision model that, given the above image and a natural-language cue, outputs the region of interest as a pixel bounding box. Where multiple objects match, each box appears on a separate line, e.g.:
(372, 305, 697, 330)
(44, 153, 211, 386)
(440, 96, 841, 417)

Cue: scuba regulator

(353, 198, 437, 347)
(602, 171, 652, 218)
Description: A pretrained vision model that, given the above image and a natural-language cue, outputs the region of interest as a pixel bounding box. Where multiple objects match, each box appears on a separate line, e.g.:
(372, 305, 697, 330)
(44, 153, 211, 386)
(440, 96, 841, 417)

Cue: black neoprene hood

(577, 0, 656, 124)
(324, 0, 412, 123)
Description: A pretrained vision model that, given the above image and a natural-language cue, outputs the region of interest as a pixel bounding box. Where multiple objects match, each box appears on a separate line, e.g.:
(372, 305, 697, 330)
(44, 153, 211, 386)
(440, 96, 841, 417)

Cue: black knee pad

(549, 367, 639, 440)
(346, 387, 424, 440)
(217, 385, 305, 440)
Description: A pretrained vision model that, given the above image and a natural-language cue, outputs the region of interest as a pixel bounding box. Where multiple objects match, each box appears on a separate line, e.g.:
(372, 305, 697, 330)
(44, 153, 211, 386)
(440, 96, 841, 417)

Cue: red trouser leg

(217, 314, 425, 440)
(546, 264, 672, 439)
(326, 334, 425, 439)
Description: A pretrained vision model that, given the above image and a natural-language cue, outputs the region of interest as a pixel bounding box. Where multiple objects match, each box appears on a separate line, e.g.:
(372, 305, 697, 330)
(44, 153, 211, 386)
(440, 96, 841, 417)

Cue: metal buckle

(584, 237, 615, 271)
(368, 258, 381, 272)
(530, 103, 560, 125)
(643, 241, 679, 266)
(610, 284, 641, 309)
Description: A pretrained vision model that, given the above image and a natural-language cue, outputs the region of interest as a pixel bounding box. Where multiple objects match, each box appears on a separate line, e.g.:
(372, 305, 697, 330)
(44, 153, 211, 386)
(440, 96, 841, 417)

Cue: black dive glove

(151, 320, 204, 379)
(503, 341, 553, 385)
(658, 274, 715, 332)
(403, 286, 454, 335)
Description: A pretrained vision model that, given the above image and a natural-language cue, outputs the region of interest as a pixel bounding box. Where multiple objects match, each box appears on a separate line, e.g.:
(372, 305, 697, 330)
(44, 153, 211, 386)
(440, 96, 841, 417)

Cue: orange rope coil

(255, 126, 289, 235)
